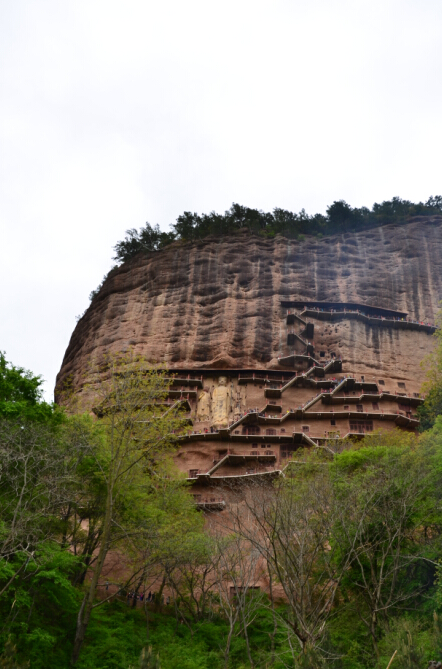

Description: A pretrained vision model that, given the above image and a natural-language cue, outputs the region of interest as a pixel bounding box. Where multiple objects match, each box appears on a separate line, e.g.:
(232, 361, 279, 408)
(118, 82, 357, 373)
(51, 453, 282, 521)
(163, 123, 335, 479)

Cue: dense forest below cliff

(113, 196, 442, 264)
(3, 338, 442, 669)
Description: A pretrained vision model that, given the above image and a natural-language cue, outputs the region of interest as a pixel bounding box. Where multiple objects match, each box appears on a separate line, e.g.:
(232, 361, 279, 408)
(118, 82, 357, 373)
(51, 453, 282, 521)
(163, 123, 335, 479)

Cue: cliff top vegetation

(113, 195, 442, 264)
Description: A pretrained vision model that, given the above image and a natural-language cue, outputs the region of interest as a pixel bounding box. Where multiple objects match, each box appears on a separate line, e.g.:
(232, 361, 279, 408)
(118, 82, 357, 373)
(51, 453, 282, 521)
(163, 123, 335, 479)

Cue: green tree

(171, 211, 202, 241)
(332, 432, 438, 660)
(0, 639, 29, 669)
(70, 354, 190, 665)
(157, 518, 217, 624)
(113, 224, 175, 263)
(326, 200, 364, 233)
(0, 353, 59, 423)
(0, 544, 81, 669)
(228, 455, 355, 667)
(372, 196, 415, 224)
(56, 414, 107, 585)
(128, 646, 161, 669)
(426, 195, 442, 211)
(111, 196, 442, 263)
(0, 419, 71, 567)
(418, 307, 442, 430)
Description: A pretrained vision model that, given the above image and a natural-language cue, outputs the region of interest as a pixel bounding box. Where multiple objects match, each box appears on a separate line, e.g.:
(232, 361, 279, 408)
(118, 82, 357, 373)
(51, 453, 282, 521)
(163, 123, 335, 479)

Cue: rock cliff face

(55, 216, 442, 399)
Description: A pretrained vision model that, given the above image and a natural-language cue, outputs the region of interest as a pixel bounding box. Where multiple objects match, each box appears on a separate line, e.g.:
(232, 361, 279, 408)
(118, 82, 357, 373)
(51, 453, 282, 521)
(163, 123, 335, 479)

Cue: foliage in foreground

(0, 352, 60, 423)
(2, 588, 442, 669)
(3, 429, 439, 669)
(3, 349, 442, 667)
(419, 308, 442, 431)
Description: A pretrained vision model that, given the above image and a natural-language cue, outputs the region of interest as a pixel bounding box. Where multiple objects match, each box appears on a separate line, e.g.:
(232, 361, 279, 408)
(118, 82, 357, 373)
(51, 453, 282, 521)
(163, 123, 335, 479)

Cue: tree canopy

(418, 308, 442, 430)
(4, 325, 442, 667)
(112, 196, 442, 264)
(0, 352, 60, 422)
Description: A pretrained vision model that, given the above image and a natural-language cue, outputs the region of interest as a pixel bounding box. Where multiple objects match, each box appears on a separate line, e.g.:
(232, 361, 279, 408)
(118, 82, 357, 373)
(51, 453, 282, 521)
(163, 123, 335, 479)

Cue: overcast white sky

(1, 0, 442, 401)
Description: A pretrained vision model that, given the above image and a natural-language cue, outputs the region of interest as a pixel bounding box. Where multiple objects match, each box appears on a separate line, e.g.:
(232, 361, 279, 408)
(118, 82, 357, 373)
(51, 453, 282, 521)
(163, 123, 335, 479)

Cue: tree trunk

(154, 575, 166, 612)
(72, 531, 100, 585)
(224, 624, 234, 669)
(70, 490, 112, 666)
(70, 596, 88, 666)
(370, 612, 379, 660)
(131, 569, 146, 609)
(223, 606, 239, 669)
(61, 503, 72, 548)
(144, 590, 150, 643)
(241, 608, 254, 668)
(268, 568, 278, 666)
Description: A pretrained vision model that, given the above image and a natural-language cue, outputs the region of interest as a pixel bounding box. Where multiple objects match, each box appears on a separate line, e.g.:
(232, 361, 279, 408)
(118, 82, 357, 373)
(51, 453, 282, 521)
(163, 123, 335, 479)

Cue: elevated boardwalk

(283, 301, 436, 335)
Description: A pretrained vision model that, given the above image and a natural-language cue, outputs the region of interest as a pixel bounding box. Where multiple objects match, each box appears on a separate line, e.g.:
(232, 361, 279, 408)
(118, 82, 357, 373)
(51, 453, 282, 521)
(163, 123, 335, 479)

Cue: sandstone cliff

(55, 217, 442, 398)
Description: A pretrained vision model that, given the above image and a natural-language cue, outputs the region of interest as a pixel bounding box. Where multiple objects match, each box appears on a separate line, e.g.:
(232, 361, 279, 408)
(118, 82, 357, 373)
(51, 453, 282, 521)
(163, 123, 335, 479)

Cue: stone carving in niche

(197, 386, 211, 421)
(233, 383, 244, 421)
(211, 376, 230, 428)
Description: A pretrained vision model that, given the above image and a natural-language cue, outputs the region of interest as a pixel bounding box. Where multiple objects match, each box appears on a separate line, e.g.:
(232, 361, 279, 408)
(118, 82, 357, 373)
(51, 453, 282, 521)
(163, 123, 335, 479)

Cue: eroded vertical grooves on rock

(56, 217, 442, 400)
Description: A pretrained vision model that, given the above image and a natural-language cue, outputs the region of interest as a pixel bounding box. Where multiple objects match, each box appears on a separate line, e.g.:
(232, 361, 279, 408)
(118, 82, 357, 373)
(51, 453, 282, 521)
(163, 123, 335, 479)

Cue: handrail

(298, 307, 436, 331)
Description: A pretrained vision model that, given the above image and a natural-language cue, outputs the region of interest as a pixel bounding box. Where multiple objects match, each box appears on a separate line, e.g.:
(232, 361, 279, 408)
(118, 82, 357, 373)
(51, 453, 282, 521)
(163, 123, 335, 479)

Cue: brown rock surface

(55, 216, 442, 399)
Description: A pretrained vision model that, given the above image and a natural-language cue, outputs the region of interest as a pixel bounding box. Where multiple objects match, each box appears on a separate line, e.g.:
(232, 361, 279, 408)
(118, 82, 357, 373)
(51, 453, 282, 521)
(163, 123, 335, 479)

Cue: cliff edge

(55, 217, 442, 399)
